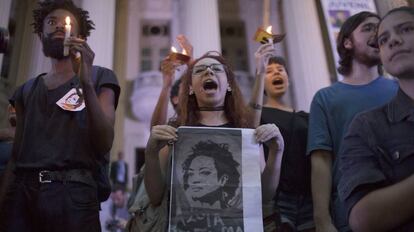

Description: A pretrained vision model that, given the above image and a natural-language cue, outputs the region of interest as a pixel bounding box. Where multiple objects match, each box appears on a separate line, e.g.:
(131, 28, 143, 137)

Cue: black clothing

(3, 177, 101, 232)
(338, 89, 414, 231)
(9, 68, 119, 170)
(261, 107, 311, 195)
(1, 66, 120, 232)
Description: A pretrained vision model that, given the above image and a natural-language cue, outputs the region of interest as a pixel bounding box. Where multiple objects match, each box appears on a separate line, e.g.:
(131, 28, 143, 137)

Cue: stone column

(112, 0, 128, 162)
(282, 0, 331, 111)
(175, 0, 221, 58)
(81, 0, 116, 69)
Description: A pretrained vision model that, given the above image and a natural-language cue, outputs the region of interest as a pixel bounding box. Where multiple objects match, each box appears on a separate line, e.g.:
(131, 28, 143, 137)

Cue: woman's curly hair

(32, 0, 94, 38)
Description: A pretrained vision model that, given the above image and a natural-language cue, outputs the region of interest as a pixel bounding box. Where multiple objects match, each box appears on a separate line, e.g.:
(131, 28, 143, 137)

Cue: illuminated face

(190, 58, 229, 107)
(264, 63, 289, 98)
(348, 17, 381, 66)
(378, 11, 414, 79)
(186, 156, 224, 199)
(42, 9, 79, 39)
(41, 9, 79, 59)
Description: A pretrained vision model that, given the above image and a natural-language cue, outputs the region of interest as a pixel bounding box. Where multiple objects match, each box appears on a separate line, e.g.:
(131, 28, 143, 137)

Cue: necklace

(198, 106, 225, 111)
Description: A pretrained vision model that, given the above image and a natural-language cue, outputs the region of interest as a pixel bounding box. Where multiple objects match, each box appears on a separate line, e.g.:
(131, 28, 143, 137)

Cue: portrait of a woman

(181, 140, 241, 209)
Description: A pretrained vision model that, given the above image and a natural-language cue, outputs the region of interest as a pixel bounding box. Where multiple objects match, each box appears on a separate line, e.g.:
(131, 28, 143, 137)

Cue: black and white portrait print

(170, 127, 244, 232)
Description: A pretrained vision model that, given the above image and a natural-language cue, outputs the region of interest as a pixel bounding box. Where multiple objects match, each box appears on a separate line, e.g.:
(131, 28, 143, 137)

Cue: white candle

(265, 25, 273, 46)
(64, 16, 71, 56)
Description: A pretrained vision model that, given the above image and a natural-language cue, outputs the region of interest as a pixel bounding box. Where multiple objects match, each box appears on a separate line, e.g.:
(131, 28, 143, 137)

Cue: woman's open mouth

(272, 78, 284, 86)
(203, 79, 218, 92)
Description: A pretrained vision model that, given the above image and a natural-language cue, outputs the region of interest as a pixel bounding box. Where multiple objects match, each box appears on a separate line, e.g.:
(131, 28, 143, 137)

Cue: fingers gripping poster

(169, 127, 263, 232)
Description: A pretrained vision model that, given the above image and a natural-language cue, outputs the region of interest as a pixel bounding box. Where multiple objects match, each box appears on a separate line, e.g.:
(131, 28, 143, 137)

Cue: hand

(160, 57, 180, 88)
(254, 43, 276, 75)
(177, 34, 193, 62)
(147, 125, 178, 153)
(65, 36, 95, 85)
(117, 219, 128, 229)
(255, 124, 284, 153)
(7, 104, 16, 127)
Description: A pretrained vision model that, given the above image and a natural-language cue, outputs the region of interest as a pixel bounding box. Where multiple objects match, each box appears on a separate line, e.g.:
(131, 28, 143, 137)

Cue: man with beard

(0, 1, 120, 232)
(307, 11, 398, 232)
(338, 6, 414, 231)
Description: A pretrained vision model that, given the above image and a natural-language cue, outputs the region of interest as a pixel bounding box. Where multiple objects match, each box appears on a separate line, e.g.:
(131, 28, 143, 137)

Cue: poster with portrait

(320, 0, 377, 80)
(169, 126, 263, 232)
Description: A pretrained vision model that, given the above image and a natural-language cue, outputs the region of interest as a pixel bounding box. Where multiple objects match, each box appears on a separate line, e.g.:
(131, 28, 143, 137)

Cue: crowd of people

(0, 0, 413, 232)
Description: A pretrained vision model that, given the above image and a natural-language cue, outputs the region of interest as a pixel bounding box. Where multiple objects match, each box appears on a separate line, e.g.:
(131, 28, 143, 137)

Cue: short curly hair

(32, 0, 94, 38)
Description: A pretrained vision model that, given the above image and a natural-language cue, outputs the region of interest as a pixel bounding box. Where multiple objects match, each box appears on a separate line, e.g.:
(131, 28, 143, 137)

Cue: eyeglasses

(192, 64, 225, 76)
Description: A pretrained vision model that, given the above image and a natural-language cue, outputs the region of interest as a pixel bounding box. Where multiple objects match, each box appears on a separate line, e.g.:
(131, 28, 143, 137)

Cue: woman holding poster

(144, 51, 284, 231)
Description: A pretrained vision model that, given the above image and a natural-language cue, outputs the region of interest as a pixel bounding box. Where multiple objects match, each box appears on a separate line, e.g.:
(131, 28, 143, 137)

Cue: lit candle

(169, 46, 190, 63)
(265, 26, 273, 45)
(64, 16, 71, 56)
(171, 46, 178, 53)
(253, 25, 285, 45)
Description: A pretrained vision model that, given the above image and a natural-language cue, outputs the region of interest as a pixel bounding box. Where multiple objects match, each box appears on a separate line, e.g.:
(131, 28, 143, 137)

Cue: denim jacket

(338, 88, 414, 231)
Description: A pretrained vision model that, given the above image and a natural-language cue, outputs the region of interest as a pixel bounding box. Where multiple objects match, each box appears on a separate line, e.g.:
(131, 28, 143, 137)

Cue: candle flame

(65, 16, 71, 25)
(265, 25, 272, 34)
(182, 49, 187, 55)
(171, 46, 178, 53)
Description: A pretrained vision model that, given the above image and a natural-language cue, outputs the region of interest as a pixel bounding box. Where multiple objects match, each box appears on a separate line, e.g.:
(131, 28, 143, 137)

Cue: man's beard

(352, 37, 381, 67)
(353, 49, 381, 67)
(42, 32, 68, 60)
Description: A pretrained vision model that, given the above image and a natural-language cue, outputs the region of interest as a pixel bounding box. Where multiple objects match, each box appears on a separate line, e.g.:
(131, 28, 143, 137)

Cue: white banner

(320, 0, 377, 80)
(169, 126, 263, 232)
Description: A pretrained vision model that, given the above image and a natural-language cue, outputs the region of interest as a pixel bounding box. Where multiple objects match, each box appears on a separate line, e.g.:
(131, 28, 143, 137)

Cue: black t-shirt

(10, 66, 120, 170)
(261, 107, 311, 195)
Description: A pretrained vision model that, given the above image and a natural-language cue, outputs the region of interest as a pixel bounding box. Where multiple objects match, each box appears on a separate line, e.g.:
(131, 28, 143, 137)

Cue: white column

(282, 0, 331, 111)
(176, 0, 221, 58)
(81, 0, 116, 69)
(0, 0, 12, 28)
